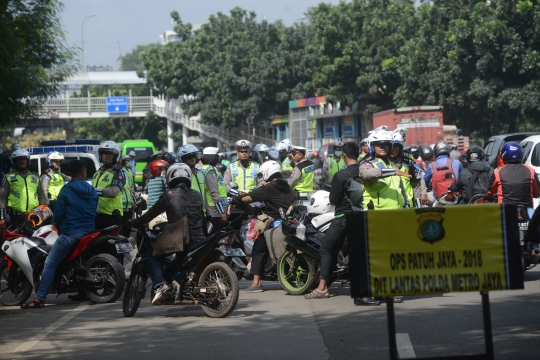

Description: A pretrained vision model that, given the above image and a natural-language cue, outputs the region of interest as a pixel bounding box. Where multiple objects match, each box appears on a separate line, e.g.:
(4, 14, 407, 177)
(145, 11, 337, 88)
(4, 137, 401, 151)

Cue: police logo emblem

(417, 213, 445, 244)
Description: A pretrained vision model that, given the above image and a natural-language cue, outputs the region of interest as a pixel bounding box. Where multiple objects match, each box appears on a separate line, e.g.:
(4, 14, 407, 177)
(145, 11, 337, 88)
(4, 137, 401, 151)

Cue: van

(121, 140, 156, 184)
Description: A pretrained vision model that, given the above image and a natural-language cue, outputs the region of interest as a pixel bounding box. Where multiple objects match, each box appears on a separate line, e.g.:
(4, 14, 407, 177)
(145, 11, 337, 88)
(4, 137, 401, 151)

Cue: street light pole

(81, 14, 95, 71)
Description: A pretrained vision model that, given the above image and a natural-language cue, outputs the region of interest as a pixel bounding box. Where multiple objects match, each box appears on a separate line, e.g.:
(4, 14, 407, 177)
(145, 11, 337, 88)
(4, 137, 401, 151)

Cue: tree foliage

(0, 1, 79, 126)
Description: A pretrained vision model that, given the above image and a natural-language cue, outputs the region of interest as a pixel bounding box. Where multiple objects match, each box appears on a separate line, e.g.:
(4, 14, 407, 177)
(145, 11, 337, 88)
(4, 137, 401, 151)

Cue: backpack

(431, 158, 456, 196)
(345, 172, 364, 211)
(466, 169, 491, 201)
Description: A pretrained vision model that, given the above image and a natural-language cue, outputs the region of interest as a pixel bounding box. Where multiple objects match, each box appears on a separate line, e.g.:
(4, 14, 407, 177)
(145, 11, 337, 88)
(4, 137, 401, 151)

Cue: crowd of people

(3, 126, 539, 308)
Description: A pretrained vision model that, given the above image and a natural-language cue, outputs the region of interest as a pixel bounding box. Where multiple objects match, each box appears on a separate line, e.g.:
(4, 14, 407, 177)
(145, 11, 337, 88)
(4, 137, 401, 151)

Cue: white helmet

(122, 154, 131, 161)
(254, 144, 270, 152)
(10, 149, 30, 166)
(307, 191, 335, 215)
(176, 144, 198, 161)
(46, 151, 64, 166)
(235, 139, 252, 151)
(276, 139, 292, 153)
(392, 132, 405, 148)
(13, 144, 21, 150)
(369, 125, 390, 134)
(166, 163, 192, 187)
(268, 147, 280, 161)
(258, 161, 281, 181)
(98, 140, 120, 166)
(368, 130, 393, 153)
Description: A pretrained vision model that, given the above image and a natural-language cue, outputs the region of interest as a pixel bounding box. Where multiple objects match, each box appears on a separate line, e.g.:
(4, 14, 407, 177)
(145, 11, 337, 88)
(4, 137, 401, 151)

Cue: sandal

(304, 289, 330, 299)
(20, 298, 45, 309)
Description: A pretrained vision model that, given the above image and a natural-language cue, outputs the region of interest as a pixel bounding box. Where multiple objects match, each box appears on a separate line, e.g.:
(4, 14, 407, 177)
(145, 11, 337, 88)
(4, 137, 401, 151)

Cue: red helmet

(149, 160, 168, 177)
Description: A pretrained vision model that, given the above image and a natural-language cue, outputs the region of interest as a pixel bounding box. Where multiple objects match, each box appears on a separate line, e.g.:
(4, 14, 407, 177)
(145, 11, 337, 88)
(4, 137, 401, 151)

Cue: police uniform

(224, 160, 260, 192)
(322, 156, 346, 190)
(359, 158, 408, 210)
(38, 170, 71, 210)
(0, 170, 41, 224)
(120, 165, 136, 237)
(288, 159, 315, 193)
(92, 166, 125, 229)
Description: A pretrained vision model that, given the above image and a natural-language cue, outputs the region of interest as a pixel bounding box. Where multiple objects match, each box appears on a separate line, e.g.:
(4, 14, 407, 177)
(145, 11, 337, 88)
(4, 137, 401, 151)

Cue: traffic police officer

(288, 145, 315, 196)
(177, 144, 207, 204)
(93, 141, 126, 230)
(201, 147, 228, 233)
(224, 140, 262, 194)
(38, 151, 71, 210)
(0, 149, 41, 228)
(276, 139, 293, 179)
(322, 142, 346, 191)
(120, 154, 136, 237)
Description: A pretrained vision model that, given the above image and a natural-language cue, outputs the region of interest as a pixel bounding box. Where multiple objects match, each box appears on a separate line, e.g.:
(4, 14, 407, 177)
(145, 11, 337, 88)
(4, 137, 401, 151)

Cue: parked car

(483, 132, 540, 168)
(521, 134, 540, 209)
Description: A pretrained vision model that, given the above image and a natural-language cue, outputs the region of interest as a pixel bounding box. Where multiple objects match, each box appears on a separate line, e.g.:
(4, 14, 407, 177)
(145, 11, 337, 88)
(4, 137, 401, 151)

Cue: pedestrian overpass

(43, 71, 276, 151)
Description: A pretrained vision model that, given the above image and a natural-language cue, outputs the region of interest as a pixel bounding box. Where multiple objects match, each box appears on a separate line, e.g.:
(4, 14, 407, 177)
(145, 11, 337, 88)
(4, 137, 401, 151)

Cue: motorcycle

(518, 206, 540, 277)
(0, 222, 130, 306)
(122, 219, 240, 318)
(432, 190, 462, 207)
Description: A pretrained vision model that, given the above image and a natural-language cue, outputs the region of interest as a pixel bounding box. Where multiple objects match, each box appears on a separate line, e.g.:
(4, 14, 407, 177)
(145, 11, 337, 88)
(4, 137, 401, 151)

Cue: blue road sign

(106, 97, 128, 113)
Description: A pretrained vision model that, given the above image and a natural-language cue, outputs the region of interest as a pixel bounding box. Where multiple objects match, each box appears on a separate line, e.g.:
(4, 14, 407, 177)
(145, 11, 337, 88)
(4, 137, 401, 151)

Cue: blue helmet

(500, 142, 523, 164)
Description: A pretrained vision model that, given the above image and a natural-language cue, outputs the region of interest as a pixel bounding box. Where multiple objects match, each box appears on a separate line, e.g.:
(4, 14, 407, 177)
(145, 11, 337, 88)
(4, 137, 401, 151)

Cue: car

(317, 143, 336, 164)
(27, 139, 101, 184)
(483, 132, 540, 168)
(121, 139, 156, 184)
(520, 134, 540, 209)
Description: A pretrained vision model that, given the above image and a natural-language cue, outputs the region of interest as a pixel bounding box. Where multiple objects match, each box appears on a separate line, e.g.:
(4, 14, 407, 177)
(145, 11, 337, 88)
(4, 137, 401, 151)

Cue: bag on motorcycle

(153, 191, 192, 256)
(254, 214, 272, 233)
(264, 225, 287, 264)
(431, 158, 456, 196)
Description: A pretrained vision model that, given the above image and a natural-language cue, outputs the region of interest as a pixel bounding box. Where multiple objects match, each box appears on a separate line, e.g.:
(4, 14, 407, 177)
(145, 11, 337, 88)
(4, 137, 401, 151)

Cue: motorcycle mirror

(279, 207, 288, 221)
(230, 182, 239, 190)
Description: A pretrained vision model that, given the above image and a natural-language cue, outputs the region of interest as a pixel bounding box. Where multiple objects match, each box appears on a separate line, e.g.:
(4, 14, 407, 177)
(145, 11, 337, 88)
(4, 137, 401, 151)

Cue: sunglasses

(182, 153, 197, 160)
(237, 149, 249, 153)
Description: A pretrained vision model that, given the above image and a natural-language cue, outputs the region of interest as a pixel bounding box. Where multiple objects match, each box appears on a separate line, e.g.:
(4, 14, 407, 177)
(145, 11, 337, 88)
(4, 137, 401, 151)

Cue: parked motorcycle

(122, 221, 240, 318)
(0, 222, 129, 306)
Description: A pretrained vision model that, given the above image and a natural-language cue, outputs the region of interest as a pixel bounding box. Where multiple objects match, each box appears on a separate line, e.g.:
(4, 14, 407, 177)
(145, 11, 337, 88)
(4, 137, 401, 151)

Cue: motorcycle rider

(424, 141, 463, 202)
(21, 160, 98, 309)
(277, 139, 294, 179)
(38, 151, 72, 211)
(93, 141, 126, 230)
(127, 163, 205, 305)
(288, 145, 315, 195)
(448, 146, 494, 203)
(200, 147, 228, 233)
(144, 160, 169, 209)
(223, 140, 262, 193)
(359, 129, 411, 210)
(322, 142, 346, 192)
(0, 149, 41, 228)
(177, 144, 207, 202)
(485, 142, 540, 207)
(231, 161, 295, 292)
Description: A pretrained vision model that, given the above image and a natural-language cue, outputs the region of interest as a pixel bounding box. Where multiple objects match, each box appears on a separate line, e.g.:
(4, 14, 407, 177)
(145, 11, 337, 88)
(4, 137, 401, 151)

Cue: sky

(60, 0, 342, 71)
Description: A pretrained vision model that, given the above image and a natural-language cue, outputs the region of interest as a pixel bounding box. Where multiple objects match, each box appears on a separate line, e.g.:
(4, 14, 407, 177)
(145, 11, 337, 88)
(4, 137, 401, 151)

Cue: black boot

(354, 297, 382, 306)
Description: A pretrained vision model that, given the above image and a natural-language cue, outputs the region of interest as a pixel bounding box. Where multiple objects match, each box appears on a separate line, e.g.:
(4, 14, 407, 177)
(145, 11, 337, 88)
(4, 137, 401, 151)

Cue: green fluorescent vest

(294, 160, 315, 192)
(362, 158, 406, 210)
(281, 158, 293, 172)
(229, 161, 259, 192)
(393, 161, 414, 206)
(7, 172, 39, 213)
(325, 156, 346, 187)
(191, 169, 207, 212)
(93, 170, 123, 215)
(121, 167, 135, 209)
(201, 165, 227, 207)
(47, 171, 65, 200)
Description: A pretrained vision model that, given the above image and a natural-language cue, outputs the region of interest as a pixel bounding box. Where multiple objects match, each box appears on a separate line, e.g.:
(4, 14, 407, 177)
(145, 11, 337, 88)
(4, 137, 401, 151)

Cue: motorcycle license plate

(115, 242, 134, 254)
(519, 222, 529, 231)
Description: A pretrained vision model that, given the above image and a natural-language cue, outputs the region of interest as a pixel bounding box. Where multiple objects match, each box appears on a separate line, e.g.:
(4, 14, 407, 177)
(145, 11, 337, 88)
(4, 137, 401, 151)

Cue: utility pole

(81, 14, 95, 71)
(117, 41, 123, 70)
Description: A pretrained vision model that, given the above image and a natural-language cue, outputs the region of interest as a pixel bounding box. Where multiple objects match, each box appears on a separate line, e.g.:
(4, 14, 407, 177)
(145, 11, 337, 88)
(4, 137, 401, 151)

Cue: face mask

(334, 151, 343, 157)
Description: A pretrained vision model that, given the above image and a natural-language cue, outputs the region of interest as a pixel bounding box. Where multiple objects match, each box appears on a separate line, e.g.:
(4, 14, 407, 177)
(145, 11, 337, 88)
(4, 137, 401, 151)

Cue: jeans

(36, 233, 85, 302)
(146, 242, 173, 288)
(319, 216, 347, 282)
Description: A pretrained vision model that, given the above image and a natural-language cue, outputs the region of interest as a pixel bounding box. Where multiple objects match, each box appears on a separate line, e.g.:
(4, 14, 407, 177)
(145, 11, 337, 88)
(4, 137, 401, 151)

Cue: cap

(203, 147, 219, 155)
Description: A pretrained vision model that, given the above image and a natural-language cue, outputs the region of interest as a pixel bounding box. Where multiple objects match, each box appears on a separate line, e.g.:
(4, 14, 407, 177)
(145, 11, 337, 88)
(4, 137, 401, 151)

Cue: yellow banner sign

(348, 204, 523, 297)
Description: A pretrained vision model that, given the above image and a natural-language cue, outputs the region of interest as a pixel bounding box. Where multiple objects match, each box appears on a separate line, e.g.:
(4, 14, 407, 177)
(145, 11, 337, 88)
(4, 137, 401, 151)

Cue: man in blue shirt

(21, 160, 98, 308)
(424, 141, 463, 201)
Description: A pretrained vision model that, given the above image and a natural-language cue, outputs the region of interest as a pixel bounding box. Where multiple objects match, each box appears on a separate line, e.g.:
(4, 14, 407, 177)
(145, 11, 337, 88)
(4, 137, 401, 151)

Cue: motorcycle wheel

(123, 260, 148, 317)
(198, 262, 239, 318)
(277, 251, 316, 295)
(83, 254, 126, 303)
(0, 260, 33, 306)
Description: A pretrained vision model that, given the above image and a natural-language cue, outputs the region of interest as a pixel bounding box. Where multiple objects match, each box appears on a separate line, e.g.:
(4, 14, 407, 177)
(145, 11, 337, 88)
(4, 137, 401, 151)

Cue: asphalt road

(1, 266, 539, 360)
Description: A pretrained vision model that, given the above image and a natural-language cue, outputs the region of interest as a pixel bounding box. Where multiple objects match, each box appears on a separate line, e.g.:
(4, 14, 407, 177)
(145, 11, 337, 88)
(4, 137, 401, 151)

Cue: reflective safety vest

(191, 168, 207, 212)
(281, 158, 293, 173)
(324, 156, 346, 187)
(201, 165, 228, 208)
(362, 158, 407, 210)
(294, 160, 315, 192)
(392, 161, 414, 207)
(47, 171, 65, 200)
(229, 161, 259, 192)
(92, 169, 123, 215)
(120, 167, 135, 209)
(7, 171, 39, 213)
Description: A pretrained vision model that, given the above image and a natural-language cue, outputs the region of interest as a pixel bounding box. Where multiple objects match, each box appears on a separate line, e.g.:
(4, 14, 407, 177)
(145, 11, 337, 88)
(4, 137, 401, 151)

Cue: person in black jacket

(448, 146, 494, 203)
(304, 142, 380, 305)
(233, 161, 295, 293)
(127, 163, 205, 305)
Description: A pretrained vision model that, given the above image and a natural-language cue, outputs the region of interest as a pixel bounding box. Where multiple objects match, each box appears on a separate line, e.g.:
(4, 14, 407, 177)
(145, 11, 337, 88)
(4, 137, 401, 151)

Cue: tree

(120, 44, 155, 72)
(0, 1, 79, 126)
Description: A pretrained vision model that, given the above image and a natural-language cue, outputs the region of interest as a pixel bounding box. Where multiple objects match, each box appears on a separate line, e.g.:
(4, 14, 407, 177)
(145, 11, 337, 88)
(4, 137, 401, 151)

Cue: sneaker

(152, 283, 172, 305)
(240, 285, 264, 293)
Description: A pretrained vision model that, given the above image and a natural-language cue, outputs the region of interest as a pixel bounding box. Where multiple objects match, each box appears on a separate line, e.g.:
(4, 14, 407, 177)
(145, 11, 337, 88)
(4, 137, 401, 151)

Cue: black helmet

(249, 150, 261, 163)
(420, 145, 433, 161)
(162, 151, 176, 166)
(465, 146, 485, 162)
(433, 141, 451, 158)
(408, 146, 419, 158)
(216, 163, 227, 175)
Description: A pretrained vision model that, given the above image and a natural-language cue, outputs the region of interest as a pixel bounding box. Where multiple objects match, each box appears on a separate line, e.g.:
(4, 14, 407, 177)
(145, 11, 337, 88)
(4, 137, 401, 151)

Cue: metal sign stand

(386, 292, 494, 360)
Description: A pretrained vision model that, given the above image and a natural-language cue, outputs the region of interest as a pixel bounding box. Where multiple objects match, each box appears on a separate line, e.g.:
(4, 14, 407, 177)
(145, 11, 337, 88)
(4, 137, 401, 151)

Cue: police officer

(93, 141, 126, 230)
(358, 138, 369, 161)
(200, 147, 228, 233)
(0, 149, 41, 228)
(177, 144, 207, 202)
(224, 140, 262, 194)
(38, 151, 72, 211)
(322, 142, 346, 191)
(288, 145, 315, 196)
(120, 154, 136, 237)
(276, 139, 293, 179)
(359, 129, 411, 210)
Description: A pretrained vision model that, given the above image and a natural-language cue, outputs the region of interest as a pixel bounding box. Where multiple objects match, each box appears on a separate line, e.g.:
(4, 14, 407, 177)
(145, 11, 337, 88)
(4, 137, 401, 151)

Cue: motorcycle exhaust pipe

(530, 248, 540, 264)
